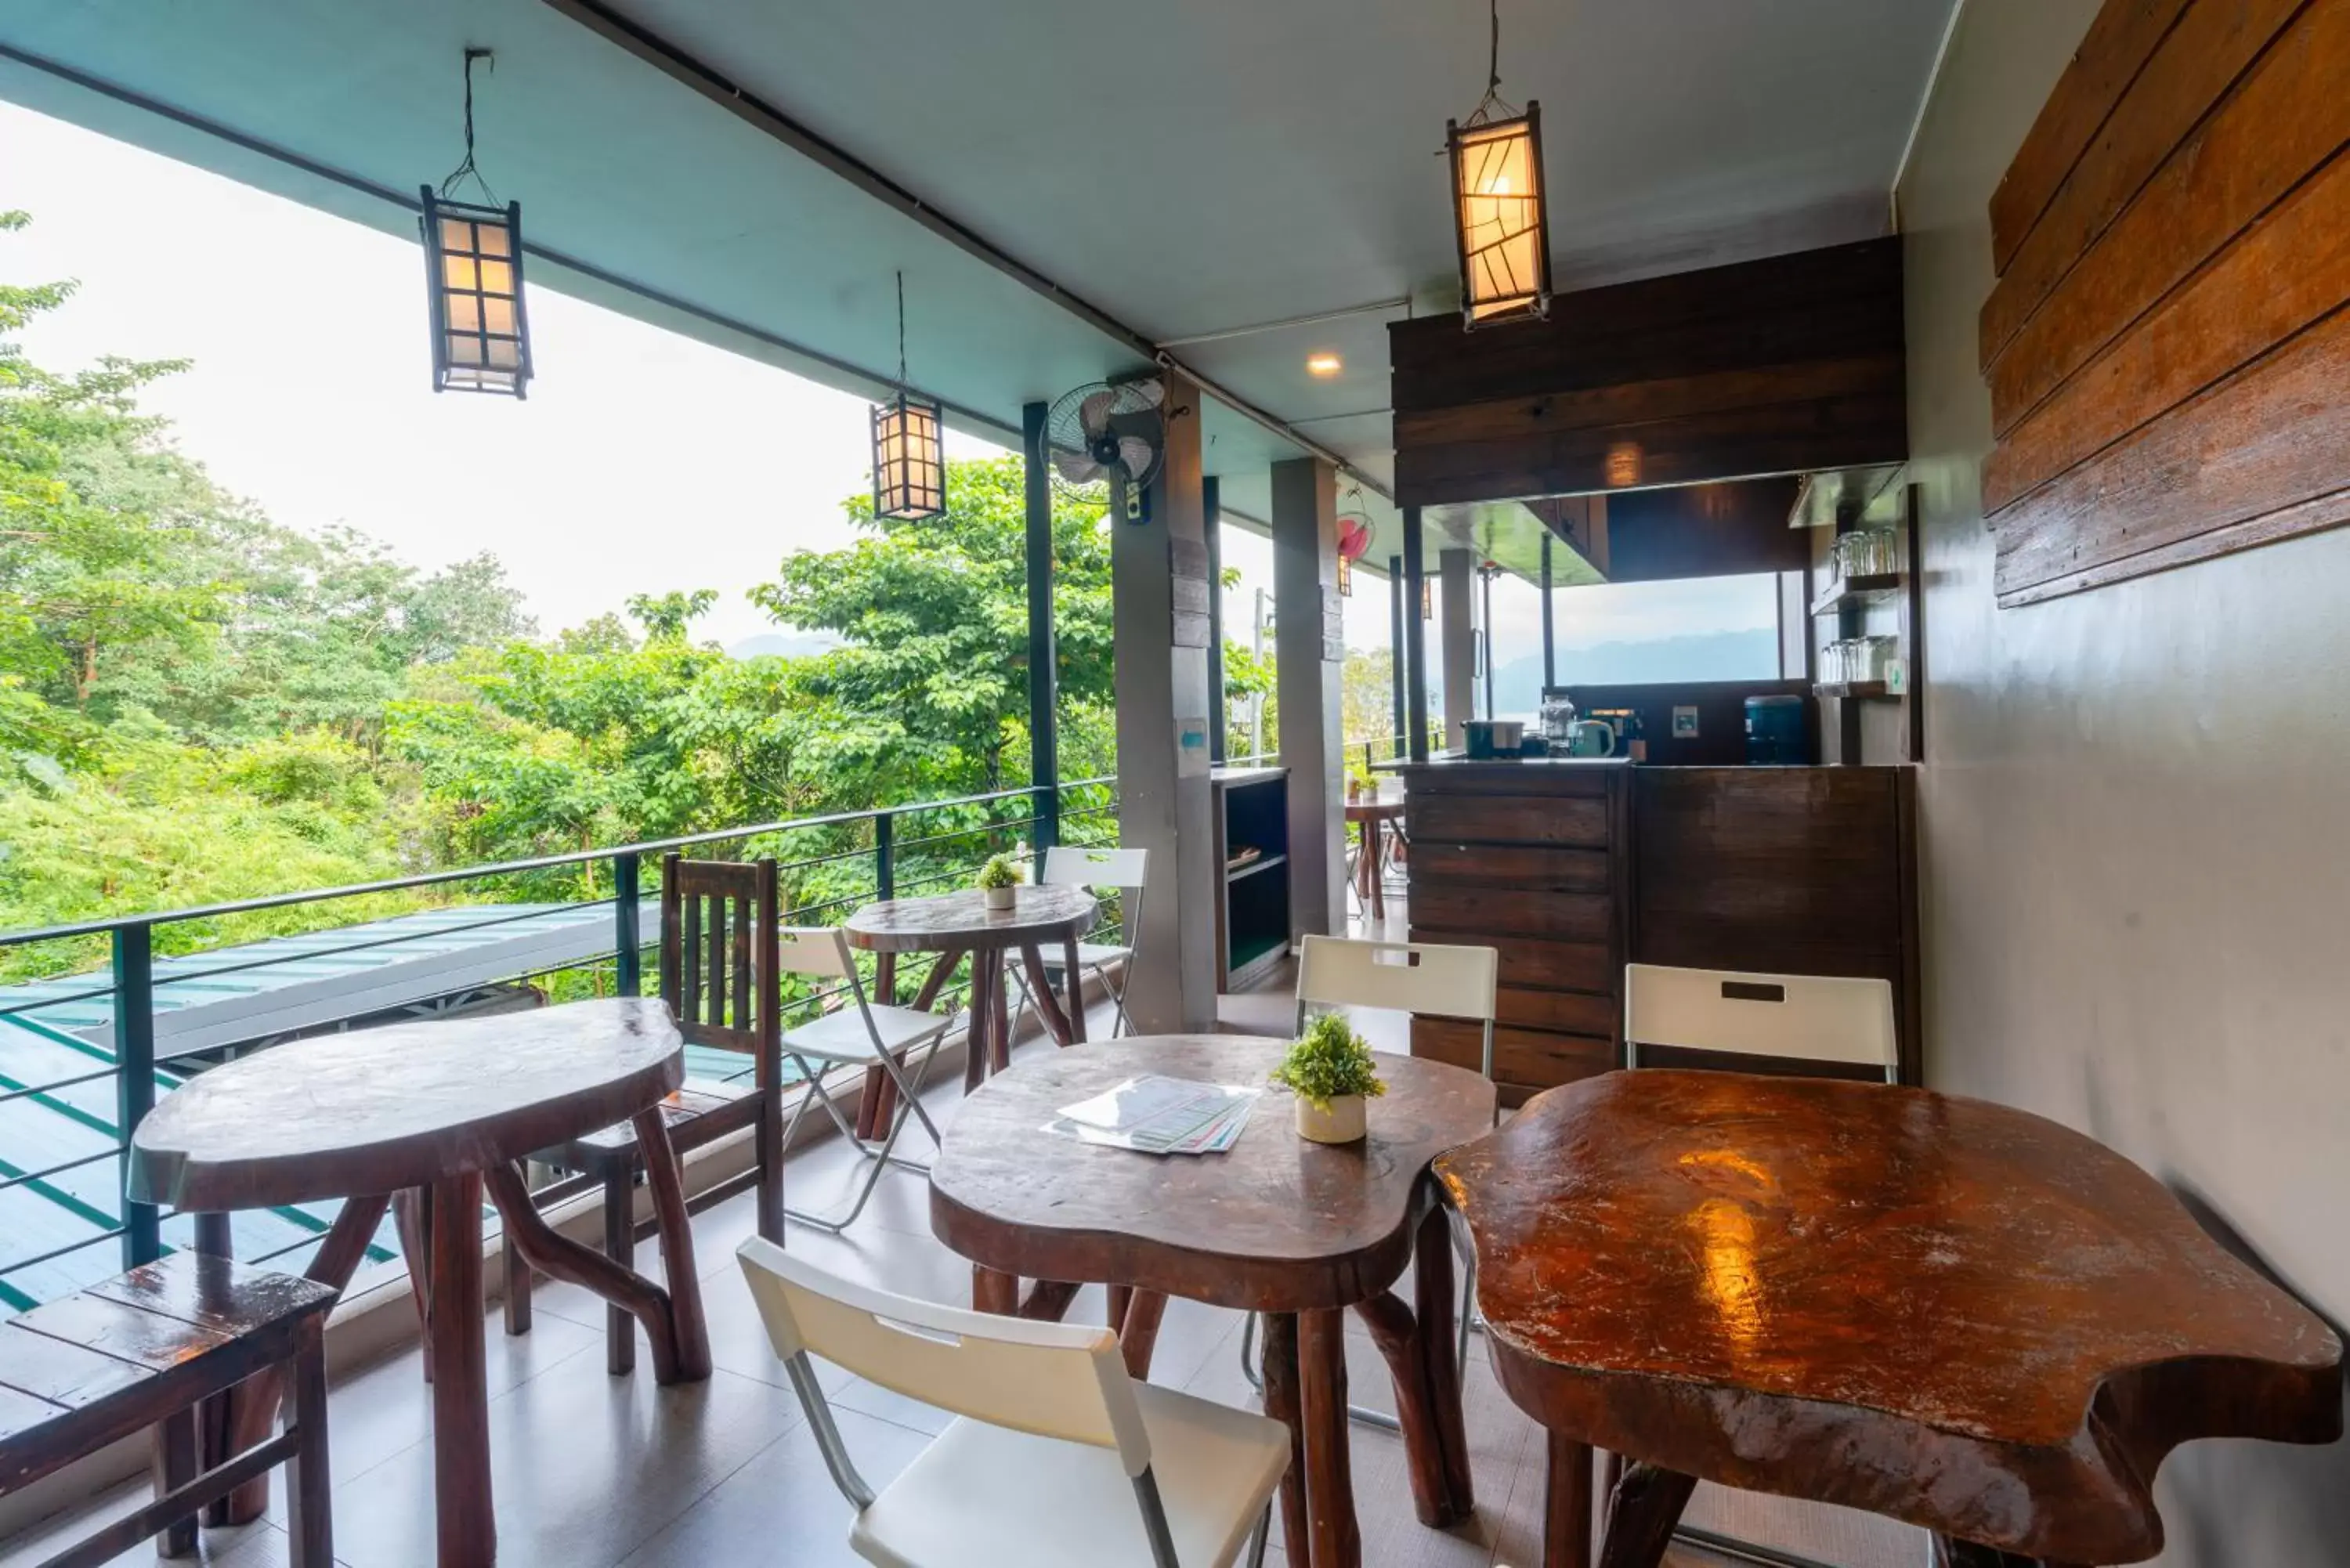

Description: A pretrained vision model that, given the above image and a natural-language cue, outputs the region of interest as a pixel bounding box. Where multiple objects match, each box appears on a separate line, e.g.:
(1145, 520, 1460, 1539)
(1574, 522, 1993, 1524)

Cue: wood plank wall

(1389, 239, 1907, 508)
(1981, 0, 2350, 606)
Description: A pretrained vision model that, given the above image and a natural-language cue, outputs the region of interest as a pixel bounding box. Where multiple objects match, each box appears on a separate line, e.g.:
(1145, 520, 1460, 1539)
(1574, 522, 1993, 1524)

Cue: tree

(751, 455, 1112, 798)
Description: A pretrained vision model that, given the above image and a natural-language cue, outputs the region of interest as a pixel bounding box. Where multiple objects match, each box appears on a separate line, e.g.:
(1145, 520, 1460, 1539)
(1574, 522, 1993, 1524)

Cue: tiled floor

(2, 919, 1926, 1568)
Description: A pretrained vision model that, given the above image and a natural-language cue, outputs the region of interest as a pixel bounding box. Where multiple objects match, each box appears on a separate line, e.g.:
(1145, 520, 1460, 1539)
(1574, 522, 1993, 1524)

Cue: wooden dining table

(1345, 792, 1405, 919)
(1435, 1070, 2345, 1568)
(128, 997, 714, 1566)
(929, 1034, 1496, 1568)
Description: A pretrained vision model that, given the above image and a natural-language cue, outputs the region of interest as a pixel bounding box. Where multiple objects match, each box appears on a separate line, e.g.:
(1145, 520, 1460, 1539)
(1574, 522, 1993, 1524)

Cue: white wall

(1901, 5, 2350, 1562)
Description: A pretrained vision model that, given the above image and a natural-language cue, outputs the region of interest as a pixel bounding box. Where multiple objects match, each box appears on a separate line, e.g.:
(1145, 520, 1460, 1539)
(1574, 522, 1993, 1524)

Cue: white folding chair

(737, 1237, 1287, 1568)
(1622, 963, 1898, 1082)
(1007, 845, 1150, 1039)
(776, 926, 954, 1234)
(1238, 934, 1499, 1428)
(1621, 962, 1899, 1565)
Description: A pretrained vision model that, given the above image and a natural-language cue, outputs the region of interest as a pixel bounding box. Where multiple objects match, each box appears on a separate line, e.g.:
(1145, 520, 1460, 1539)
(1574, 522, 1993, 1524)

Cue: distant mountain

(1490, 630, 1778, 713)
(727, 630, 843, 661)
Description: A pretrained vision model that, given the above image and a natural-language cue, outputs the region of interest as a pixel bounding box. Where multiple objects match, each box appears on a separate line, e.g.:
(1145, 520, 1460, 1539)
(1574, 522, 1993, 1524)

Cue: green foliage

(974, 851, 1024, 891)
(1269, 1012, 1389, 1109)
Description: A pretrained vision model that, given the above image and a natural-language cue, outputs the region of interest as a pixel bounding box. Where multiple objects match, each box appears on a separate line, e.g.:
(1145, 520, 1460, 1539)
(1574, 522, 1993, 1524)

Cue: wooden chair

(1238, 933, 1499, 1427)
(736, 1237, 1287, 1568)
(1618, 960, 1898, 1563)
(509, 854, 784, 1374)
(774, 924, 954, 1234)
(1007, 846, 1150, 1039)
(0, 1253, 335, 1568)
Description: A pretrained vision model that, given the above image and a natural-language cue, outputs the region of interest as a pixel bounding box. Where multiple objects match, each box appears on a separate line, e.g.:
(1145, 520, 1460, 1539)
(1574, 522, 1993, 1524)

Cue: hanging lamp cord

(1466, 0, 1520, 124)
(439, 48, 500, 204)
(895, 270, 908, 390)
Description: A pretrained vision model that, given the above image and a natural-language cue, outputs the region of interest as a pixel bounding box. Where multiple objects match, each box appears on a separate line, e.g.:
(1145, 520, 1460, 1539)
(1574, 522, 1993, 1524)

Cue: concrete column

(1113, 372, 1218, 1032)
(1271, 457, 1343, 941)
(1440, 547, 1476, 751)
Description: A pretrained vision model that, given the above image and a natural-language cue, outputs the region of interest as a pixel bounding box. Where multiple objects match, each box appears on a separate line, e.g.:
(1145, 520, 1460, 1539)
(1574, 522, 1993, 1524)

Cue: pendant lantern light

(421, 49, 532, 397)
(1446, 0, 1551, 329)
(873, 273, 946, 521)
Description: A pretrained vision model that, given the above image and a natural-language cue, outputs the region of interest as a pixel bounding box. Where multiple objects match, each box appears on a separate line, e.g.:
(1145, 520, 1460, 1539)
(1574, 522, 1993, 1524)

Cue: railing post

(874, 811, 895, 901)
(112, 923, 160, 1267)
(613, 852, 642, 998)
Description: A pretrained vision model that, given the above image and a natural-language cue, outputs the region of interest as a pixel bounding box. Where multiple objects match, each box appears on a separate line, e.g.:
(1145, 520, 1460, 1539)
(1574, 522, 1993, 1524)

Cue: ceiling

(0, 0, 1956, 569)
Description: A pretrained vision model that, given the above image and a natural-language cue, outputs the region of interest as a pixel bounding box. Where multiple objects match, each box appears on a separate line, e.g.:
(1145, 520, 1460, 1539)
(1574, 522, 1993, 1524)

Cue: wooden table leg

(1260, 1313, 1312, 1564)
(964, 956, 998, 1093)
(1935, 1540, 2055, 1568)
(1018, 1278, 1082, 1321)
(484, 1161, 706, 1385)
(428, 1172, 494, 1568)
(1108, 1284, 1133, 1331)
(213, 1191, 391, 1526)
(392, 1187, 435, 1382)
(856, 952, 900, 1140)
(154, 1402, 198, 1557)
(284, 1310, 334, 1568)
(1544, 1431, 1593, 1568)
(1411, 1205, 1475, 1516)
(634, 1109, 712, 1382)
(1595, 1461, 1697, 1568)
(1300, 1307, 1362, 1568)
(1371, 822, 1388, 919)
(1061, 934, 1088, 1042)
(989, 951, 1012, 1074)
(1118, 1289, 1167, 1381)
(972, 1264, 1020, 1316)
(1022, 943, 1079, 1046)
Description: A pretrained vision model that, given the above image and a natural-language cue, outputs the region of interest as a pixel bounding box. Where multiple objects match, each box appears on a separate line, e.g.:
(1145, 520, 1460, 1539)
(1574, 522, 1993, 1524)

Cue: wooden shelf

(1225, 852, 1288, 885)
(1816, 681, 1896, 700)
(1810, 573, 1907, 617)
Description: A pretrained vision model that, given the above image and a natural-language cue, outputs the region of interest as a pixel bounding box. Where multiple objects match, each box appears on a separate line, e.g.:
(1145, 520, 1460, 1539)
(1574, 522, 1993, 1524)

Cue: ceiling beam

(536, 0, 1394, 501)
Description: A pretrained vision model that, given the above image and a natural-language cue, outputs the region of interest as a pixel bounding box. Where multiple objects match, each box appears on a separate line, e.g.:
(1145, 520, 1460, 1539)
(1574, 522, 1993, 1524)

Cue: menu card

(1047, 1074, 1260, 1155)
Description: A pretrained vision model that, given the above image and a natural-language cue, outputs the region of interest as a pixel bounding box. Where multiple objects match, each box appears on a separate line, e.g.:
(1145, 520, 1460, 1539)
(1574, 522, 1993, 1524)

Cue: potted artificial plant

(1271, 1013, 1387, 1143)
(976, 851, 1025, 911)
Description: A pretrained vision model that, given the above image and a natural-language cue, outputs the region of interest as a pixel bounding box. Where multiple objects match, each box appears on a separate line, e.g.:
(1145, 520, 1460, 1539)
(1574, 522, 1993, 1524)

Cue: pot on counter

(1462, 719, 1525, 758)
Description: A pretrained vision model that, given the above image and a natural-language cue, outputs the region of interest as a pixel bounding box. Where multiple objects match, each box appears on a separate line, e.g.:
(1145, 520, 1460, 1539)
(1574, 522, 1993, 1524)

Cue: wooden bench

(0, 1252, 335, 1568)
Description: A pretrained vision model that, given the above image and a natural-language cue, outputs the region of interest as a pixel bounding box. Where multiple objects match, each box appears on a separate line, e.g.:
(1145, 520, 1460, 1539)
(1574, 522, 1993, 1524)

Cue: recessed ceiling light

(1306, 352, 1343, 378)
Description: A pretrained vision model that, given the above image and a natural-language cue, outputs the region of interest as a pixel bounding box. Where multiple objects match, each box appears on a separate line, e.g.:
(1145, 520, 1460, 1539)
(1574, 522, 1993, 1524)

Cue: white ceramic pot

(982, 885, 1018, 911)
(1294, 1093, 1367, 1144)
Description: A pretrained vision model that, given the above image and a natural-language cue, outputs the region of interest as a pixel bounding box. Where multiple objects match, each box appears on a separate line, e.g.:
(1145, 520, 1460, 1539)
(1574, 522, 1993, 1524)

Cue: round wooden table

(1436, 1071, 2344, 1568)
(844, 883, 1099, 1095)
(930, 1035, 1497, 1568)
(129, 997, 714, 1567)
(1344, 793, 1405, 919)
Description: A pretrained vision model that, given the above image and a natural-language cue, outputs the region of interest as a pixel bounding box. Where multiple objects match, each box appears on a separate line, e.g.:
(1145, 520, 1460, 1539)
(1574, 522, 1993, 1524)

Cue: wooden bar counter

(1390, 757, 1920, 1101)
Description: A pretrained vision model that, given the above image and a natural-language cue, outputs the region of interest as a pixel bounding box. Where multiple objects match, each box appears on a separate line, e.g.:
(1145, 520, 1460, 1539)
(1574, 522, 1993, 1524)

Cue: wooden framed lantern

(872, 389, 945, 521)
(1447, 100, 1552, 329)
(420, 190, 532, 397)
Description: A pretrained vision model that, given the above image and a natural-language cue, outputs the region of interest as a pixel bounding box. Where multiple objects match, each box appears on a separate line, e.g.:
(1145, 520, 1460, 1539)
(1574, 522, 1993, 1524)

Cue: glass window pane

(442, 255, 479, 291)
(446, 294, 482, 333)
(446, 333, 483, 367)
(478, 259, 513, 296)
(475, 221, 511, 258)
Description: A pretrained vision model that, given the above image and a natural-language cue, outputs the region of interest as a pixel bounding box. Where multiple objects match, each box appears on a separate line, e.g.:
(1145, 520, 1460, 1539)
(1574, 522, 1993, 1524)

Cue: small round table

(930, 1035, 1497, 1568)
(844, 883, 1099, 1093)
(129, 997, 713, 1566)
(1344, 793, 1405, 919)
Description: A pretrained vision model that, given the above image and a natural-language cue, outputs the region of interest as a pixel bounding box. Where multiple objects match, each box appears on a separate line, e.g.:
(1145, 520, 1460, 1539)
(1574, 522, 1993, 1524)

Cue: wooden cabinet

(1397, 760, 1921, 1101)
(1212, 767, 1291, 992)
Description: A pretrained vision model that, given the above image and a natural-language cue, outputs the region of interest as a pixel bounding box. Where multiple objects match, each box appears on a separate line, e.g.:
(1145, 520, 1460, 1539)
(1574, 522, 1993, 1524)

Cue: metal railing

(0, 775, 1119, 1308)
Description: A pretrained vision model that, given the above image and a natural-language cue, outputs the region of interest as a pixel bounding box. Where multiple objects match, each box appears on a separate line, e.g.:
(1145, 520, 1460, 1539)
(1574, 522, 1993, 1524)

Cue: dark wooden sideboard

(1397, 759, 1920, 1102)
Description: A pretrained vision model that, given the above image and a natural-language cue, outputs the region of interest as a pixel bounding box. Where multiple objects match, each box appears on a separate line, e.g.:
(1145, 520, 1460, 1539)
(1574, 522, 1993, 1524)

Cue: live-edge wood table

(930, 1035, 1497, 1568)
(128, 996, 714, 1567)
(1436, 1071, 2343, 1568)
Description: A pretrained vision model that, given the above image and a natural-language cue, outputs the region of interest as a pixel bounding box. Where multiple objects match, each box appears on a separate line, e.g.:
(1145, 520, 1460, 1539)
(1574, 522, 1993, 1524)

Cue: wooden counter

(1394, 760, 1919, 1101)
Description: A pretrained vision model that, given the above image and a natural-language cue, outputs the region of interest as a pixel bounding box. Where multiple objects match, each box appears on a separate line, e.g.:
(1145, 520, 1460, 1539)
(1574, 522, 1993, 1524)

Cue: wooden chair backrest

(659, 854, 781, 1058)
(736, 1237, 1152, 1476)
(1622, 963, 1896, 1079)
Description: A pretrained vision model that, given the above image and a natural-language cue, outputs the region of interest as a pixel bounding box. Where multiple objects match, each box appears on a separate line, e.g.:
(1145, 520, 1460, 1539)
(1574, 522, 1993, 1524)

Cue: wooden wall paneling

(1985, 0, 2350, 426)
(1597, 479, 1811, 583)
(1992, 304, 2350, 600)
(1983, 148, 2350, 513)
(1980, 0, 2305, 367)
(1411, 1017, 1613, 1101)
(1988, 0, 2196, 269)
(1408, 793, 1609, 846)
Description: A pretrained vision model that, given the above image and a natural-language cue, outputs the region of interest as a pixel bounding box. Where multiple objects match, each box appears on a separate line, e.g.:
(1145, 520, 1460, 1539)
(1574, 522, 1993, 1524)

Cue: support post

(1403, 512, 1429, 762)
(1388, 555, 1408, 758)
(1023, 400, 1060, 853)
(1205, 475, 1226, 766)
(613, 851, 641, 997)
(1273, 456, 1343, 941)
(1541, 533, 1556, 692)
(1112, 372, 1217, 1031)
(1480, 565, 1496, 721)
(112, 923, 159, 1267)
(1441, 548, 1476, 753)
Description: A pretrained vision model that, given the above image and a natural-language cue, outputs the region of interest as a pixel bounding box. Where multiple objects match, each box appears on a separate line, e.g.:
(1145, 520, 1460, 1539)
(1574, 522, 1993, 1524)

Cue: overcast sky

(2, 98, 1769, 659)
